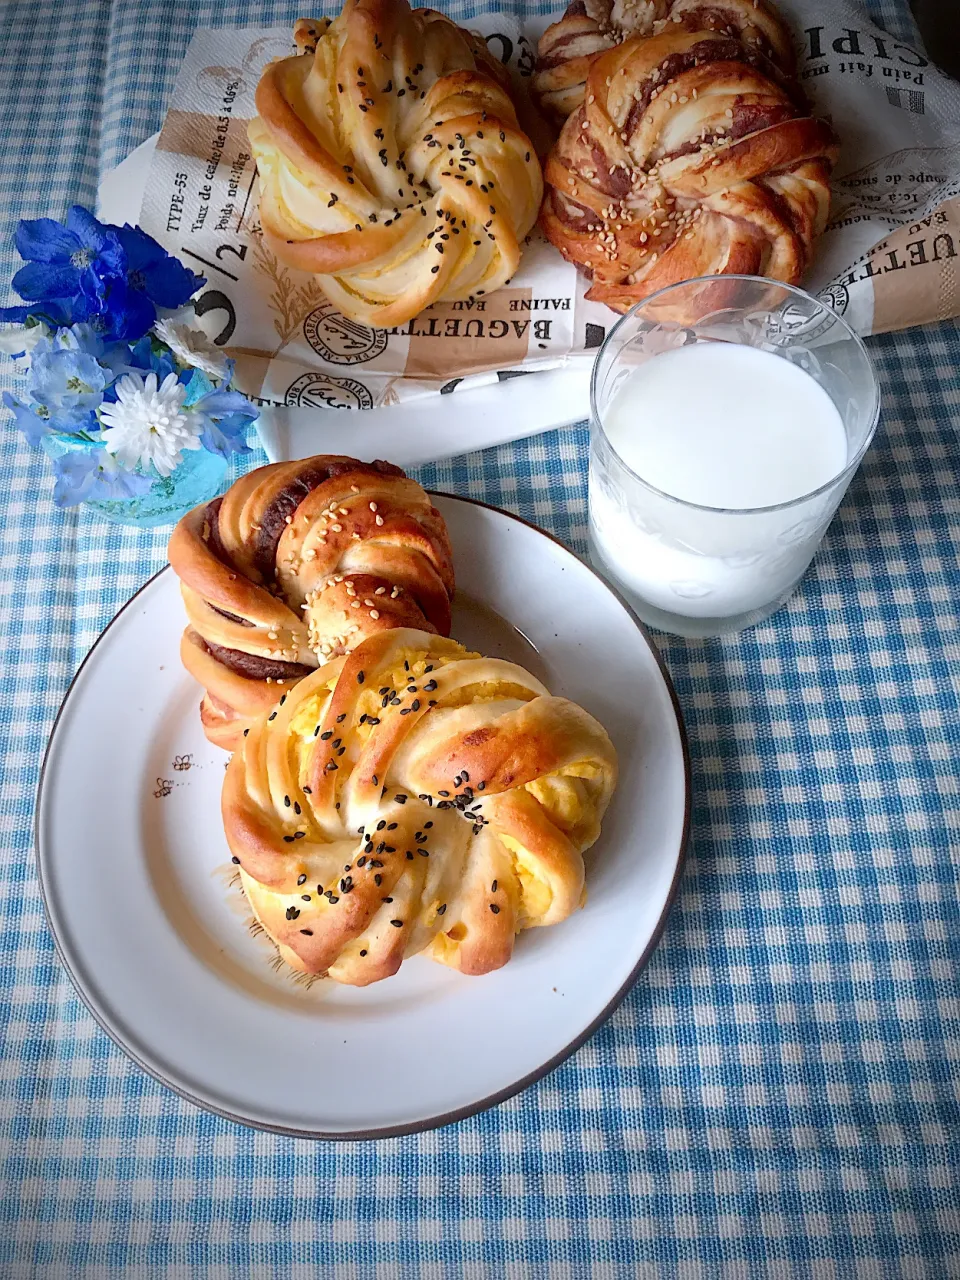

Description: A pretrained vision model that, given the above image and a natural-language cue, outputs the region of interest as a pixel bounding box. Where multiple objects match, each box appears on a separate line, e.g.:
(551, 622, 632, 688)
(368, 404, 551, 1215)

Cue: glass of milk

(588, 276, 880, 638)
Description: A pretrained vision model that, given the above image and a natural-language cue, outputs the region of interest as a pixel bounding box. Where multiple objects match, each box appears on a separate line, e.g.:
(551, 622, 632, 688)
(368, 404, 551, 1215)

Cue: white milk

(589, 342, 850, 625)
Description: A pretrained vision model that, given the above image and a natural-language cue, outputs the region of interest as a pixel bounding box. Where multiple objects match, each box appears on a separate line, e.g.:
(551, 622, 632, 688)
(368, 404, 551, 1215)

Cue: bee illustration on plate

(172, 754, 194, 772)
(154, 778, 173, 798)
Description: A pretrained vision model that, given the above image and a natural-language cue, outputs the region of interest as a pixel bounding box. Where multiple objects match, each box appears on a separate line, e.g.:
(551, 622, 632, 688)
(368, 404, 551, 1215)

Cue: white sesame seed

(370, 610, 380, 619)
(375, 515, 384, 526)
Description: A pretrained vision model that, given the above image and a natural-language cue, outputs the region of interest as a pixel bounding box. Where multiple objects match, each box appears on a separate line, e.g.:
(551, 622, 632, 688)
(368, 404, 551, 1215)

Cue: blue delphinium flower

(51, 448, 153, 509)
(29, 344, 108, 427)
(1, 207, 125, 325)
(2, 391, 52, 446)
(125, 333, 179, 382)
(1, 207, 205, 343)
(95, 224, 206, 341)
(190, 387, 257, 458)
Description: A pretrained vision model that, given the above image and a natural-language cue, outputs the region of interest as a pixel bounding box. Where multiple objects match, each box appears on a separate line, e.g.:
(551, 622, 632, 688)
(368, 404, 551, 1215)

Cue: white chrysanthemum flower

(99, 372, 200, 478)
(153, 314, 232, 381)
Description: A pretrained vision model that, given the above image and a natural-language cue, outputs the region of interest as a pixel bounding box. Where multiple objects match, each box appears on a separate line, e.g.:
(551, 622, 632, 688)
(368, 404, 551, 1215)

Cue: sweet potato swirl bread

(534, 0, 795, 123)
(247, 0, 544, 327)
(539, 27, 838, 312)
(168, 457, 454, 751)
(223, 628, 618, 984)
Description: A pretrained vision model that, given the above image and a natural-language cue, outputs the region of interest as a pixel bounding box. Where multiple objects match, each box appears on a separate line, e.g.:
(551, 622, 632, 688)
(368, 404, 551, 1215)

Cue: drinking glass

(588, 275, 880, 638)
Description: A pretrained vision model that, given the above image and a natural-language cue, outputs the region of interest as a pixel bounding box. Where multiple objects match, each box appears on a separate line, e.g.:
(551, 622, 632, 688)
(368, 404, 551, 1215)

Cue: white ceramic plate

(37, 496, 689, 1138)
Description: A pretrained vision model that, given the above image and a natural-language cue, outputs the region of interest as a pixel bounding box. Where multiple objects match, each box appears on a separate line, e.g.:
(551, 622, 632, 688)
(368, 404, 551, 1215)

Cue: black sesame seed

(327, 196, 338, 208)
(424, 821, 433, 829)
(437, 903, 447, 915)
(473, 825, 482, 835)
(406, 852, 414, 860)
(382, 896, 393, 903)
(321, 730, 333, 741)
(400, 708, 411, 715)
(431, 265, 440, 274)
(374, 874, 382, 886)
(337, 714, 346, 722)
(367, 717, 380, 726)
(327, 894, 339, 904)
(478, 781, 485, 791)
(297, 874, 307, 885)
(357, 670, 365, 684)
(286, 906, 300, 920)
(438, 790, 450, 798)
(360, 949, 367, 956)
(418, 849, 429, 857)
(491, 880, 498, 892)
(490, 903, 500, 914)
(268, 712, 277, 721)
(300, 928, 313, 936)
(423, 680, 437, 692)
(358, 856, 367, 867)
(411, 700, 420, 711)
(302, 785, 312, 794)
(390, 919, 403, 927)
(243, 729, 249, 737)
(294, 802, 301, 815)
(232, 856, 241, 865)
(294, 831, 305, 840)
(377, 820, 386, 831)
(372, 775, 378, 786)
(395, 794, 407, 804)
(283, 835, 294, 843)
(301, 894, 311, 902)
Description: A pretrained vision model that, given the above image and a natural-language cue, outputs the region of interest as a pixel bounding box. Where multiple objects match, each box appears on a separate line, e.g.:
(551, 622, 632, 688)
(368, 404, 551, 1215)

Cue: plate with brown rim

(36, 494, 689, 1138)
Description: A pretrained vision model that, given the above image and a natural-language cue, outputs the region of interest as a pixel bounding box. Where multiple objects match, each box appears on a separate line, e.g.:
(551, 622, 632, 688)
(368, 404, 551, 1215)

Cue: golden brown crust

(533, 0, 796, 123)
(247, 0, 543, 327)
(168, 456, 454, 750)
(538, 29, 837, 312)
(222, 628, 618, 985)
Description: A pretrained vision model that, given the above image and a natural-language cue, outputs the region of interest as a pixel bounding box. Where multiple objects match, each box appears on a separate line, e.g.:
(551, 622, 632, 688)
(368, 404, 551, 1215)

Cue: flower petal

(66, 207, 117, 259)
(52, 451, 100, 507)
(140, 256, 205, 308)
(99, 278, 157, 343)
(15, 218, 79, 264)
(192, 389, 259, 418)
(12, 261, 81, 302)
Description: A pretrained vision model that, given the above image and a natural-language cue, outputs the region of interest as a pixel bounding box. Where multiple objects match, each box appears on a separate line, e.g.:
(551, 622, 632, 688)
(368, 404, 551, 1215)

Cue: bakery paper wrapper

(138, 3, 960, 410)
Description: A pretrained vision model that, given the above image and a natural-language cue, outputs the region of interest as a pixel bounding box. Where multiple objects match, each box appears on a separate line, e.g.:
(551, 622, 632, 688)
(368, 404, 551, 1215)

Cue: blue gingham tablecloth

(2, 0, 959, 1275)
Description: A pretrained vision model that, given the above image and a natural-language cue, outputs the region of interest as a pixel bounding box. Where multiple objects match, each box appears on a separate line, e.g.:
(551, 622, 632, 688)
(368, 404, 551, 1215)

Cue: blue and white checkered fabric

(2, 0, 959, 1275)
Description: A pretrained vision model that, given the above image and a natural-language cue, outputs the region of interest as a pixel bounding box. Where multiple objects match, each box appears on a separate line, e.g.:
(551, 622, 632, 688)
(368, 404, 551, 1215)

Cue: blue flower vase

(41, 435, 228, 528)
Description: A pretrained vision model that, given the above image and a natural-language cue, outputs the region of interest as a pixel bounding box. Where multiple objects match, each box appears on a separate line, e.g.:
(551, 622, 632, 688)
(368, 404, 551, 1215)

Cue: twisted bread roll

(534, 0, 795, 123)
(168, 457, 454, 751)
(248, 0, 543, 327)
(539, 29, 838, 312)
(223, 628, 618, 985)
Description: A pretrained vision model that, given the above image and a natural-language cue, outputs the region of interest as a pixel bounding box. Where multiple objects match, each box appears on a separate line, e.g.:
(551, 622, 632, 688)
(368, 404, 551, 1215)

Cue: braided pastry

(248, 0, 543, 327)
(223, 627, 618, 985)
(534, 0, 795, 123)
(168, 457, 454, 751)
(539, 29, 838, 312)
